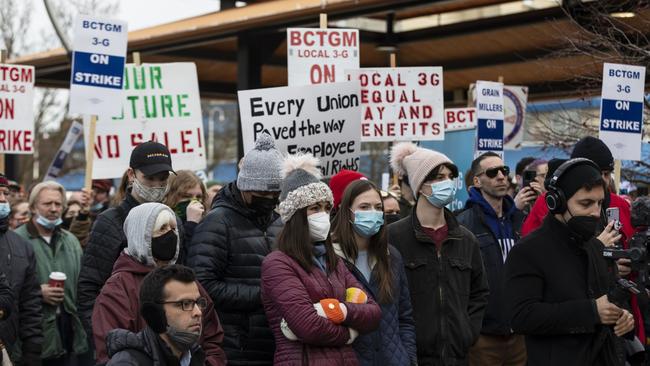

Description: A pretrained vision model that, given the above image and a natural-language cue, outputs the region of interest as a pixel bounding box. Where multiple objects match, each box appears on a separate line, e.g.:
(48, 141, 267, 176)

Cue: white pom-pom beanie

(390, 142, 455, 196)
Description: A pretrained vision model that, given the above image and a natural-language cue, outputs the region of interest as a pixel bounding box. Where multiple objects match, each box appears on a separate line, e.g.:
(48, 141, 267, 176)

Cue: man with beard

(105, 265, 207, 366)
(187, 133, 283, 365)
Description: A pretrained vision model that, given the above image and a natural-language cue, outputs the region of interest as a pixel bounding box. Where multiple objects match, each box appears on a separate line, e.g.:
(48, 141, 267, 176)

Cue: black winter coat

(77, 192, 185, 342)
(505, 215, 623, 366)
(388, 207, 489, 366)
(106, 327, 206, 366)
(0, 272, 13, 320)
(455, 197, 525, 335)
(0, 228, 43, 366)
(187, 182, 282, 365)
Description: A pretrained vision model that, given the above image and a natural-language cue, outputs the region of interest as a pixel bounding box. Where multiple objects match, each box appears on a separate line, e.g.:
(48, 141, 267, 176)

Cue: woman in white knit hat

(260, 153, 381, 365)
(387, 142, 489, 365)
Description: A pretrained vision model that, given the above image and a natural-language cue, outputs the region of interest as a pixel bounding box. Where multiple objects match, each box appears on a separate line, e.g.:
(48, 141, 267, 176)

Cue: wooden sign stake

(614, 159, 622, 194)
(0, 50, 7, 175)
(84, 115, 97, 191)
(320, 13, 328, 29)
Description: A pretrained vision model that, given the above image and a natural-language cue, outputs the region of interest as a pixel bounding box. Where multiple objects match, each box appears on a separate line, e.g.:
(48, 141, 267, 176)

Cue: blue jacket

(334, 244, 417, 366)
(456, 187, 525, 335)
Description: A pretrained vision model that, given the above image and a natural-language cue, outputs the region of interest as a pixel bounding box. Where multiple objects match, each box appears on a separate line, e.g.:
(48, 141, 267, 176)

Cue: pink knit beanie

(390, 142, 454, 196)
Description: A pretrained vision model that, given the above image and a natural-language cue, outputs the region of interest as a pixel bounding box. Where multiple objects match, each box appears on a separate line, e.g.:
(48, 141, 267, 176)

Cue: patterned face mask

(132, 178, 167, 203)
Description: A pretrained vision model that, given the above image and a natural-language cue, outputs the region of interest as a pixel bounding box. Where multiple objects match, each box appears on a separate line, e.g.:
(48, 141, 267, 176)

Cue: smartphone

(522, 170, 536, 188)
(606, 207, 621, 230)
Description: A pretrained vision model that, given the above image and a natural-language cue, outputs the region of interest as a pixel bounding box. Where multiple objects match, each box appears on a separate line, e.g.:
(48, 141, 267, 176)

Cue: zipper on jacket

(435, 245, 447, 362)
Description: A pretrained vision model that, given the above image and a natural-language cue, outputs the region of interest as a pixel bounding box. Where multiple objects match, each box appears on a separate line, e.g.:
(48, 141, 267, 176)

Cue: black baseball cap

(129, 141, 175, 176)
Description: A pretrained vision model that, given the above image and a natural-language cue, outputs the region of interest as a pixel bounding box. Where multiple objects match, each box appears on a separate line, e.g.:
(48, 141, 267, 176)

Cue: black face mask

(385, 214, 401, 226)
(61, 217, 73, 230)
(250, 195, 278, 215)
(151, 230, 177, 261)
(566, 212, 599, 242)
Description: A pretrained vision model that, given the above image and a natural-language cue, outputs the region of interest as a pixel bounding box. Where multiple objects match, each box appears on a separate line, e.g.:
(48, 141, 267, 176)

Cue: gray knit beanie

(278, 154, 333, 223)
(237, 132, 284, 192)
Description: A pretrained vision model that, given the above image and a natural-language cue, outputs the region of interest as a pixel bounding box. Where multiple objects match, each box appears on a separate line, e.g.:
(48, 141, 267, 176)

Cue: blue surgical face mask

(0, 202, 10, 219)
(351, 210, 384, 238)
(36, 214, 63, 230)
(423, 179, 457, 208)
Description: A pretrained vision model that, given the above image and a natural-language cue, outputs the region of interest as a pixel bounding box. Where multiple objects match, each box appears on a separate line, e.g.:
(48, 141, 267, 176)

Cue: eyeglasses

(477, 166, 510, 179)
(159, 297, 208, 311)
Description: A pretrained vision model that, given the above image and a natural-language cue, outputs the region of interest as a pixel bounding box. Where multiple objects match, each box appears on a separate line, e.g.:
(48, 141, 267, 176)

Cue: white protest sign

(504, 85, 528, 150)
(238, 81, 361, 177)
(287, 28, 359, 86)
(476, 80, 504, 158)
(445, 108, 476, 132)
(599, 63, 646, 161)
(84, 63, 206, 179)
(346, 67, 444, 141)
(0, 64, 34, 153)
(69, 15, 128, 117)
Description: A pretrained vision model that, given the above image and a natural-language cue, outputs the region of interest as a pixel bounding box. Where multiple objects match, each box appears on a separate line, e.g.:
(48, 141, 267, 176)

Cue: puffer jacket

(261, 250, 382, 365)
(0, 272, 13, 320)
(77, 192, 185, 343)
(93, 202, 225, 366)
(333, 244, 417, 366)
(0, 226, 43, 365)
(106, 327, 206, 366)
(388, 207, 490, 366)
(187, 182, 282, 365)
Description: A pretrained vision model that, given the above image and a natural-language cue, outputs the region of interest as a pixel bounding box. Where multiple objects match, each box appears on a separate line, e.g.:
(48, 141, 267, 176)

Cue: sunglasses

(477, 166, 510, 179)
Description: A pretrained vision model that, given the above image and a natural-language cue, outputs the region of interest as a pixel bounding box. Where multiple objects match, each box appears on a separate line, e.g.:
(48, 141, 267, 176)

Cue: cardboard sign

(84, 63, 206, 179)
(599, 63, 646, 161)
(44, 121, 84, 180)
(287, 28, 359, 86)
(346, 67, 444, 141)
(0, 64, 34, 153)
(238, 81, 361, 177)
(69, 15, 128, 117)
(445, 108, 476, 132)
(476, 80, 504, 157)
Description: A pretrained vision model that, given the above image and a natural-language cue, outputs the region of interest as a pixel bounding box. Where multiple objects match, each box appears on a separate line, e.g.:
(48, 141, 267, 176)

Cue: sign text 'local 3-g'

(599, 63, 646, 161)
(69, 16, 127, 117)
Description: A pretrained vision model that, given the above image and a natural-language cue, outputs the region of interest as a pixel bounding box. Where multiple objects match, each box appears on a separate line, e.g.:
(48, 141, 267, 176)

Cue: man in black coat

(0, 174, 43, 366)
(456, 152, 535, 366)
(505, 158, 634, 366)
(77, 142, 181, 346)
(388, 142, 489, 365)
(187, 133, 283, 366)
(106, 265, 207, 366)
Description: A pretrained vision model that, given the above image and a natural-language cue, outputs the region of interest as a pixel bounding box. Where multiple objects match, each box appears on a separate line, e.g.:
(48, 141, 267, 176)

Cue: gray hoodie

(123, 202, 179, 267)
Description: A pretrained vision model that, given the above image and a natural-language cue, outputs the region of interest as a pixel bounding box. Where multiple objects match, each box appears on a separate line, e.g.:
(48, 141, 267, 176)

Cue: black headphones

(141, 302, 168, 333)
(545, 158, 600, 214)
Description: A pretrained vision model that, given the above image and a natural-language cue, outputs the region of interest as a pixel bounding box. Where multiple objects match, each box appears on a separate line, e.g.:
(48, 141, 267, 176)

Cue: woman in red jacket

(91, 202, 226, 365)
(261, 154, 382, 366)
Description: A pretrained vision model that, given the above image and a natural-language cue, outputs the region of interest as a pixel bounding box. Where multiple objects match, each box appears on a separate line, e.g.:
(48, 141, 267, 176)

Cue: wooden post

(0, 50, 6, 174)
(84, 115, 97, 191)
(320, 13, 327, 29)
(390, 52, 399, 187)
(390, 53, 397, 68)
(614, 159, 622, 194)
(498, 75, 504, 83)
(133, 52, 141, 66)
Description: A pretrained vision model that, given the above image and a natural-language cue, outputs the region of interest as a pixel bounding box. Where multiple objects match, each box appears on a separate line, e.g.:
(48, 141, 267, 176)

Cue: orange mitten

(318, 298, 345, 324)
(345, 287, 368, 304)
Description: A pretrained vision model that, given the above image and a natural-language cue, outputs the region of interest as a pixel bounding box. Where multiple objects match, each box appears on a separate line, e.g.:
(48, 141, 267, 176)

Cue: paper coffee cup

(48, 272, 67, 288)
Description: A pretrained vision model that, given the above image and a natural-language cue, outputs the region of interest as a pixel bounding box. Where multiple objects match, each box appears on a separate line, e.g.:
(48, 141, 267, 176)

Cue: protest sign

(0, 64, 34, 153)
(238, 81, 361, 177)
(445, 108, 476, 132)
(44, 121, 84, 181)
(69, 15, 127, 117)
(346, 67, 444, 141)
(288, 28, 359, 86)
(503, 86, 528, 150)
(476, 80, 504, 158)
(599, 63, 646, 161)
(84, 63, 206, 179)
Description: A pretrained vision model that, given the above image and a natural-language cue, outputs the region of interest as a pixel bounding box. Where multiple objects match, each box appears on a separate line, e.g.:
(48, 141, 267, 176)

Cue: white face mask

(308, 212, 331, 242)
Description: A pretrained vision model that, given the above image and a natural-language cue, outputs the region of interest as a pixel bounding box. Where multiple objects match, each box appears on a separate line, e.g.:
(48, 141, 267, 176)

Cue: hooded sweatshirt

(465, 187, 518, 261)
(92, 203, 226, 366)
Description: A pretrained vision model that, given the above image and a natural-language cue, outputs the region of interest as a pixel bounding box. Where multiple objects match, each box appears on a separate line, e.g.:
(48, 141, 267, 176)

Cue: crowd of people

(0, 132, 644, 366)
